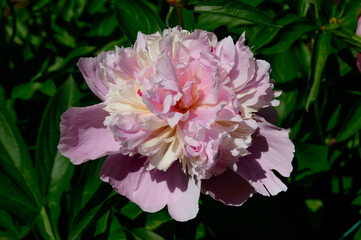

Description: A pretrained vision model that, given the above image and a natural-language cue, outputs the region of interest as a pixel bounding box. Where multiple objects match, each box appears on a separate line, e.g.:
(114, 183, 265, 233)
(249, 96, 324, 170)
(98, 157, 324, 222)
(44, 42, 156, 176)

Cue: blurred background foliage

(0, 0, 361, 239)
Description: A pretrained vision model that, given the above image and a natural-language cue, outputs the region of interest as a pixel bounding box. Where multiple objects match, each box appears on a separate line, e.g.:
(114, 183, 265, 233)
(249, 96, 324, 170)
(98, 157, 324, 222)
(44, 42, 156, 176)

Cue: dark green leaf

(131, 228, 165, 240)
(0, 99, 42, 224)
(69, 184, 118, 240)
(120, 201, 143, 221)
(10, 83, 41, 100)
(145, 209, 172, 231)
(295, 143, 329, 181)
(326, 104, 341, 132)
(330, 29, 361, 53)
(69, 159, 104, 220)
(189, 0, 279, 28)
(32, 207, 57, 240)
(86, 14, 118, 37)
(336, 99, 361, 142)
(38, 80, 57, 97)
(250, 13, 300, 51)
(0, 169, 40, 226)
(33, 77, 80, 238)
(271, 48, 299, 83)
(113, 0, 165, 43)
(259, 23, 316, 54)
(305, 30, 331, 111)
(35, 76, 81, 197)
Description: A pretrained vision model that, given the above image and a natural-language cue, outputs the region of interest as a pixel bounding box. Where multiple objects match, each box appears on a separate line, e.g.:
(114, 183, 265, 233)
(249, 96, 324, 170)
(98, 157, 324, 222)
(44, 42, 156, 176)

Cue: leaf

(259, 23, 316, 54)
(33, 78, 80, 238)
(35, 76, 81, 198)
(69, 159, 105, 220)
(295, 143, 329, 181)
(32, 207, 57, 240)
(38, 80, 57, 97)
(0, 99, 42, 224)
(145, 209, 172, 231)
(131, 228, 165, 240)
(0, 169, 40, 226)
(330, 29, 361, 53)
(69, 184, 118, 240)
(271, 48, 299, 83)
(189, 0, 279, 28)
(336, 99, 361, 142)
(120, 201, 143, 221)
(249, 13, 300, 51)
(305, 30, 331, 111)
(326, 104, 341, 132)
(11, 83, 41, 100)
(196, 223, 206, 240)
(10, 80, 56, 100)
(113, 0, 165, 43)
(86, 13, 118, 37)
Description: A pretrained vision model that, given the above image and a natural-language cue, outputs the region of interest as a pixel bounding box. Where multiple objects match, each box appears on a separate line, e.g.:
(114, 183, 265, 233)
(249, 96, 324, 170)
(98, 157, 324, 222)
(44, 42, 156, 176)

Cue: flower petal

(202, 169, 255, 206)
(77, 54, 112, 100)
(58, 103, 120, 164)
(99, 154, 200, 221)
(235, 117, 294, 196)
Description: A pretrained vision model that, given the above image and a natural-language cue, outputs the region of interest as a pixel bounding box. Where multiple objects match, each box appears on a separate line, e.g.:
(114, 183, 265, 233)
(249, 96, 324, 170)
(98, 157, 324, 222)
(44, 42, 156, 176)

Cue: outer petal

(77, 55, 112, 100)
(201, 169, 255, 206)
(99, 154, 200, 221)
(235, 117, 294, 196)
(58, 103, 120, 164)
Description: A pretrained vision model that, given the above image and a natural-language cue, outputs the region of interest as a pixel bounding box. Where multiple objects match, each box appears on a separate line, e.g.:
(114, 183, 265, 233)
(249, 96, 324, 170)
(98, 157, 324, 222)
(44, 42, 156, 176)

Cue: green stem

(176, 7, 184, 28)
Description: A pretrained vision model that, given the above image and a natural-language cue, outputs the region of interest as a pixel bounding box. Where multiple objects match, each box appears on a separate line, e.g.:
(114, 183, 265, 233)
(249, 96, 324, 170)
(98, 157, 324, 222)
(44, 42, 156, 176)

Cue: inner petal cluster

(103, 27, 278, 180)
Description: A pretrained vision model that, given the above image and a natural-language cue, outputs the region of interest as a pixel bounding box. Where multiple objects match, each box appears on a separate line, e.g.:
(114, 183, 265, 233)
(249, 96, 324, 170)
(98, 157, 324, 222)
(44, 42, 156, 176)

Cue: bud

(166, 0, 189, 8)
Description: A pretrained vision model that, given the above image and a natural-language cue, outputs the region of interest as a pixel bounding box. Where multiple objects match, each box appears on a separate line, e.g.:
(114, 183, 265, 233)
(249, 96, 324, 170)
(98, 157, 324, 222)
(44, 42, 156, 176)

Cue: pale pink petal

(215, 36, 236, 75)
(228, 33, 255, 91)
(58, 103, 120, 164)
(99, 154, 200, 221)
(77, 56, 111, 100)
(156, 54, 179, 91)
(356, 14, 361, 36)
(202, 169, 255, 206)
(235, 117, 294, 196)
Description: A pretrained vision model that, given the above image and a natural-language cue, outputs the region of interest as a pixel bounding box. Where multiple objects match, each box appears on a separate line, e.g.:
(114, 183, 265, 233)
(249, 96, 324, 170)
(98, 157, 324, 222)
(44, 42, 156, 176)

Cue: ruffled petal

(99, 154, 200, 221)
(202, 169, 255, 206)
(78, 56, 111, 100)
(58, 103, 120, 164)
(235, 117, 294, 196)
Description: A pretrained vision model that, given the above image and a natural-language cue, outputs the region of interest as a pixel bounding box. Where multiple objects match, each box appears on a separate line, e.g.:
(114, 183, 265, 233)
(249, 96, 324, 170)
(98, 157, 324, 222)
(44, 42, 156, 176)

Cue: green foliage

(1, 0, 361, 239)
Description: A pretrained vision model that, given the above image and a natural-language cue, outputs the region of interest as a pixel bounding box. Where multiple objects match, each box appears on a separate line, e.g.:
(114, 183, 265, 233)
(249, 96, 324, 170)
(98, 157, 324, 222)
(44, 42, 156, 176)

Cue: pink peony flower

(356, 13, 361, 72)
(58, 27, 294, 221)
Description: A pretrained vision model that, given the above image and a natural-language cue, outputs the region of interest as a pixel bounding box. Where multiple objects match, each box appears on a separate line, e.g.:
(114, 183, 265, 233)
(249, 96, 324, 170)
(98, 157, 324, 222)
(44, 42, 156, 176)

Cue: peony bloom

(58, 27, 294, 221)
(356, 13, 361, 72)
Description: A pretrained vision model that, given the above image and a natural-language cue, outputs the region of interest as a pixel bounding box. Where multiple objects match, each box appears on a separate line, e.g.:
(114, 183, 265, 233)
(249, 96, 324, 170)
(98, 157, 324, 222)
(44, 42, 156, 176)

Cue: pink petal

(77, 54, 112, 100)
(202, 169, 255, 206)
(99, 154, 200, 221)
(357, 52, 361, 72)
(228, 33, 255, 91)
(356, 14, 361, 36)
(58, 103, 120, 164)
(235, 117, 294, 196)
(215, 36, 236, 75)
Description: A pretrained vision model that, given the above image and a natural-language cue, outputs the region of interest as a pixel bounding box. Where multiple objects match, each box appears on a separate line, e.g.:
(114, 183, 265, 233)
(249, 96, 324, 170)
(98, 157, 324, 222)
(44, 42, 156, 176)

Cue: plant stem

(176, 7, 184, 28)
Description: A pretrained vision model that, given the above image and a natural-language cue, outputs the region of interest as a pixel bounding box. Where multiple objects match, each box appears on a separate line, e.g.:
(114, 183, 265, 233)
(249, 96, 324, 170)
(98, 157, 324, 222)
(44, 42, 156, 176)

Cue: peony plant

(58, 27, 294, 221)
